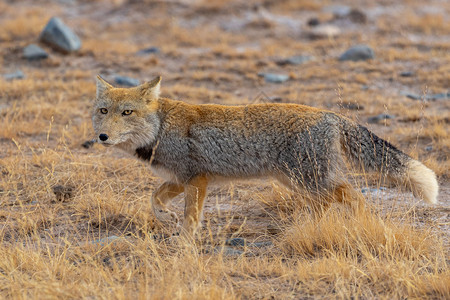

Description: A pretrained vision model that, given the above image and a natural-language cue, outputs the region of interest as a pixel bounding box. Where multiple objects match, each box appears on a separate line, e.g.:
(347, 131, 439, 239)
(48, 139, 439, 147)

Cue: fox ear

(138, 76, 161, 101)
(96, 75, 113, 98)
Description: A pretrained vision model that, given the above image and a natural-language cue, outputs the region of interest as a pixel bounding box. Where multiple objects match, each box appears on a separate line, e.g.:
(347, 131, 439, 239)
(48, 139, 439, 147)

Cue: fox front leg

(151, 182, 184, 227)
(181, 175, 208, 237)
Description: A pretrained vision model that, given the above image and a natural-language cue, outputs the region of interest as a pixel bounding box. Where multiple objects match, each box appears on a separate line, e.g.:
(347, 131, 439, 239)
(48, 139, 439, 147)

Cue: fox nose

(99, 133, 109, 141)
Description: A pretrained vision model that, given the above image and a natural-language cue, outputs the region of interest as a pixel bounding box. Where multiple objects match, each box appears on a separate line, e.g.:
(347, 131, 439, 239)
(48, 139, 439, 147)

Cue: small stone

(81, 139, 95, 149)
(276, 55, 313, 66)
(53, 185, 74, 201)
(307, 17, 320, 27)
(425, 146, 433, 151)
(114, 75, 140, 87)
(348, 9, 367, 23)
(226, 237, 246, 247)
(39, 17, 81, 53)
(361, 187, 386, 194)
(307, 24, 341, 39)
(23, 44, 48, 60)
(339, 45, 375, 61)
(4, 70, 25, 80)
(368, 113, 395, 124)
(400, 71, 415, 77)
(137, 47, 160, 55)
(258, 73, 289, 83)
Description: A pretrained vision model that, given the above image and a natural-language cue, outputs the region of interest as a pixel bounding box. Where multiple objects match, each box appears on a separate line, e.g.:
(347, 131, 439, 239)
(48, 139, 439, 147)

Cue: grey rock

(307, 18, 320, 27)
(226, 237, 246, 246)
(39, 17, 81, 53)
(400, 71, 414, 77)
(339, 45, 375, 61)
(348, 9, 367, 24)
(401, 91, 450, 101)
(258, 73, 289, 83)
(368, 113, 395, 124)
(425, 146, 433, 151)
(4, 70, 25, 80)
(276, 55, 313, 66)
(114, 75, 140, 87)
(137, 47, 160, 55)
(23, 44, 48, 60)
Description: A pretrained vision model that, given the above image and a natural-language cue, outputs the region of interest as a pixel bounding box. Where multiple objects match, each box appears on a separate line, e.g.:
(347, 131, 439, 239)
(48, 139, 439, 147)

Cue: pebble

(307, 18, 320, 27)
(137, 47, 160, 55)
(307, 24, 341, 39)
(361, 187, 386, 194)
(114, 75, 140, 87)
(425, 146, 433, 151)
(399, 71, 415, 77)
(276, 55, 313, 66)
(23, 44, 48, 60)
(368, 113, 395, 124)
(4, 70, 25, 80)
(348, 9, 367, 24)
(339, 45, 375, 61)
(39, 17, 81, 53)
(258, 73, 289, 83)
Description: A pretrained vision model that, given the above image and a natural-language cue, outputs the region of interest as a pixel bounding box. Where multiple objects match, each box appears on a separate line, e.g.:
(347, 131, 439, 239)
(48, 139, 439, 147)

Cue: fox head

(92, 75, 161, 150)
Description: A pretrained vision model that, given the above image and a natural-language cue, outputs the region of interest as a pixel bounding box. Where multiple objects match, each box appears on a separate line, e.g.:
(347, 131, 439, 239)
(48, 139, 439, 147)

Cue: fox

(92, 75, 439, 237)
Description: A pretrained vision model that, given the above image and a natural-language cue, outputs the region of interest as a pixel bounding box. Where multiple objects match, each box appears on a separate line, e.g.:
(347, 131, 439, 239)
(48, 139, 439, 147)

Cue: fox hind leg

(151, 182, 184, 226)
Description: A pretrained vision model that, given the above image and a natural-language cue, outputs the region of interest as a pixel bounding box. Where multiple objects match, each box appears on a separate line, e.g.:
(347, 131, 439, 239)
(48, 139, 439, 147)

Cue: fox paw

(154, 208, 179, 225)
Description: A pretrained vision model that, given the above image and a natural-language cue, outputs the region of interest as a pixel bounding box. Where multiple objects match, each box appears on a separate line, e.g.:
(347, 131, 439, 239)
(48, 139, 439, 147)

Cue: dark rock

(368, 113, 395, 124)
(425, 146, 433, 151)
(399, 71, 415, 77)
(401, 91, 450, 101)
(307, 17, 320, 27)
(53, 185, 74, 201)
(114, 75, 140, 87)
(4, 70, 25, 80)
(137, 47, 160, 55)
(339, 45, 375, 61)
(348, 9, 367, 23)
(39, 17, 81, 53)
(276, 55, 313, 66)
(23, 44, 48, 60)
(258, 73, 289, 83)
(81, 139, 95, 149)
(226, 237, 246, 247)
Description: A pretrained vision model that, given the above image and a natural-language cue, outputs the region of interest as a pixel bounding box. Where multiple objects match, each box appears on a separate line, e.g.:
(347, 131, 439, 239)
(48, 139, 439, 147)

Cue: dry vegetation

(0, 0, 449, 298)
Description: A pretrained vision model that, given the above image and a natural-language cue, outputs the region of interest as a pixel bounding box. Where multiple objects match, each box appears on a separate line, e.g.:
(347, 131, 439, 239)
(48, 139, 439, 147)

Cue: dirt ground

(0, 0, 449, 299)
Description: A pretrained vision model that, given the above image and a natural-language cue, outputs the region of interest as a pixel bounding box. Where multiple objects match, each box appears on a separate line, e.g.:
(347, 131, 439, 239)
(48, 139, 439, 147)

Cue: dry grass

(1, 0, 449, 298)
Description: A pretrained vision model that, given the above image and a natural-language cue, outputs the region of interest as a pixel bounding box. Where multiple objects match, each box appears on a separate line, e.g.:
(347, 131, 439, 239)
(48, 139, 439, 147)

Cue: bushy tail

(340, 119, 438, 204)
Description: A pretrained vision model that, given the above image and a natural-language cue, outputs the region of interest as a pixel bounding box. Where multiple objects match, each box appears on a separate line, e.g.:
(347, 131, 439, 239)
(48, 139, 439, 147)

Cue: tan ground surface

(0, 0, 449, 298)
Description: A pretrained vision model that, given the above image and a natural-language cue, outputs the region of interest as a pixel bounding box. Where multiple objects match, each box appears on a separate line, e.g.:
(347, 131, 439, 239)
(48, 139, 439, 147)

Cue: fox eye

(100, 108, 108, 114)
(122, 110, 133, 116)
